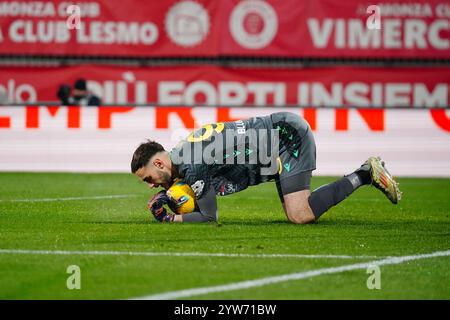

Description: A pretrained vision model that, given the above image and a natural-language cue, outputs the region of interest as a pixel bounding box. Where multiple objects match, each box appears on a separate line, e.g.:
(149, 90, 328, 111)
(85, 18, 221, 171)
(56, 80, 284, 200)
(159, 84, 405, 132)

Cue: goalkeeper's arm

(173, 187, 217, 223)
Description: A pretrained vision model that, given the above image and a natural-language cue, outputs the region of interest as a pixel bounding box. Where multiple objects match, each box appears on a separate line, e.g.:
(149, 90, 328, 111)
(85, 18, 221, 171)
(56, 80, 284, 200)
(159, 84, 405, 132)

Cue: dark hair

(74, 78, 87, 91)
(131, 140, 165, 173)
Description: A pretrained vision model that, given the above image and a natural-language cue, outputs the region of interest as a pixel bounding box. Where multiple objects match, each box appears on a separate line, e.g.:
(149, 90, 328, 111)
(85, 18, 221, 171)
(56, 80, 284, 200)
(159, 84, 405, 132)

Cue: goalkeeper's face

(135, 154, 172, 190)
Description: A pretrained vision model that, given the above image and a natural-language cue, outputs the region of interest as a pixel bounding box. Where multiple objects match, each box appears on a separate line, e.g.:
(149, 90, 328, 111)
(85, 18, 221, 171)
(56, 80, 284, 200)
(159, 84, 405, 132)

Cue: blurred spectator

(57, 84, 72, 105)
(72, 79, 101, 106)
(57, 78, 101, 106)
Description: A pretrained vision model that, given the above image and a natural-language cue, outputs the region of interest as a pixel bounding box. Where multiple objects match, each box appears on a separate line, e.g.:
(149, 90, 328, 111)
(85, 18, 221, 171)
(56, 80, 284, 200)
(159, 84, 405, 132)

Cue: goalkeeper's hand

(148, 191, 174, 223)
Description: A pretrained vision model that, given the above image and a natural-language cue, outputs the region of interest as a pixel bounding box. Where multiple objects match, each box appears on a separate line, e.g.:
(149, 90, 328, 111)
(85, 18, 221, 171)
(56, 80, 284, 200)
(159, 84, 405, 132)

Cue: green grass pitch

(0, 172, 449, 299)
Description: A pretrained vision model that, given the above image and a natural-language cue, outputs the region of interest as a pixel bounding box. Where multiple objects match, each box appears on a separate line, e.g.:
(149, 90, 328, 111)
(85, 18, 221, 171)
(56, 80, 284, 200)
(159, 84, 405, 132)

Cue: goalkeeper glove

(148, 191, 174, 223)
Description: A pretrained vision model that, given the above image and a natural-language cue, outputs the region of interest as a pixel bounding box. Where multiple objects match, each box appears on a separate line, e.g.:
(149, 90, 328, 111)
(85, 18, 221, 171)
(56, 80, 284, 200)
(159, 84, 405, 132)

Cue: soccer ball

(166, 179, 198, 214)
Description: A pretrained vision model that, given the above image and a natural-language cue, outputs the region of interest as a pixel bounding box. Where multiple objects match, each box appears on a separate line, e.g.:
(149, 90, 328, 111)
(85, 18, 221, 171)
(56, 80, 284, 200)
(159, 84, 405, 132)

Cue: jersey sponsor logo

(235, 119, 246, 134)
(190, 180, 205, 197)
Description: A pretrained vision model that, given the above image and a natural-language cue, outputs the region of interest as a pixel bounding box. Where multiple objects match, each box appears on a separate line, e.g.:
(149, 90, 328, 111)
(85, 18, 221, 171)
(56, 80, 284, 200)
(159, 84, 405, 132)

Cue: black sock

(308, 174, 361, 220)
(355, 169, 371, 185)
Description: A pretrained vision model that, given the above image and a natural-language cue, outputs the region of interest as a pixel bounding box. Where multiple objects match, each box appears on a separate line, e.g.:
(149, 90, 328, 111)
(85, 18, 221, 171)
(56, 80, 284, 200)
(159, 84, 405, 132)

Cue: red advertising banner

(222, 0, 450, 58)
(1, 65, 449, 134)
(0, 0, 448, 58)
(0, 0, 217, 56)
(0, 65, 449, 107)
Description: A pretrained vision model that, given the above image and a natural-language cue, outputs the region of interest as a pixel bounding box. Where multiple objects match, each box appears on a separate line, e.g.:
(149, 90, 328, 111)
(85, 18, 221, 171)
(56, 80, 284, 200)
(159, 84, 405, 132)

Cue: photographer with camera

(57, 78, 101, 106)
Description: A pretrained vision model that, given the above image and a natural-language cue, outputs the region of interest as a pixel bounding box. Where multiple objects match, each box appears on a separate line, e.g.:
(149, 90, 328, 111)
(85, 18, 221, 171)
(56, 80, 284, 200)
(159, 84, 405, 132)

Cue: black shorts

(270, 112, 316, 201)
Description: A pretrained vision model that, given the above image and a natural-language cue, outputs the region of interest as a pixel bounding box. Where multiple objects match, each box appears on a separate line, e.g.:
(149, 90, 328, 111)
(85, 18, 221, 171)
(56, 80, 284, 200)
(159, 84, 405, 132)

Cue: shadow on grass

(79, 216, 375, 226)
(81, 219, 296, 226)
(81, 220, 151, 225)
(79, 216, 448, 231)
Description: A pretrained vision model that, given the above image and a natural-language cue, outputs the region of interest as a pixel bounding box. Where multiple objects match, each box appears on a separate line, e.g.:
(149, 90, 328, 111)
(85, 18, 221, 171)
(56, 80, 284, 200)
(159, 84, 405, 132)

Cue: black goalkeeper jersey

(170, 115, 280, 199)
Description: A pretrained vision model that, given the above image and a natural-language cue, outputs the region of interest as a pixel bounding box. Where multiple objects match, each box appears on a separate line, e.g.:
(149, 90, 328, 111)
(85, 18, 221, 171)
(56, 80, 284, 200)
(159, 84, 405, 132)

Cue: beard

(160, 171, 172, 189)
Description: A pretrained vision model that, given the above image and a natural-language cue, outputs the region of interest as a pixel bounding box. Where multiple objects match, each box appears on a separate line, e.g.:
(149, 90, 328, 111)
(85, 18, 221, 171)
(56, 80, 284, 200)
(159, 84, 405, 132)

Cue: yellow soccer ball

(166, 179, 198, 214)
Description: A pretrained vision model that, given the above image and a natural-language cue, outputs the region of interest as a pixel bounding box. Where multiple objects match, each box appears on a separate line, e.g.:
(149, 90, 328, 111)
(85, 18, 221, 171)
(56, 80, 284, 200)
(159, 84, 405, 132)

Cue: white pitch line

(0, 194, 140, 203)
(0, 249, 379, 260)
(134, 249, 450, 300)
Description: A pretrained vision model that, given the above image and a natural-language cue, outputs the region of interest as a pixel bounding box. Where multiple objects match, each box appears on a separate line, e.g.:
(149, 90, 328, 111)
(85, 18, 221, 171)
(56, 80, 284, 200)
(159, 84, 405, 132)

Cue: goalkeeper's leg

(271, 112, 401, 224)
(281, 157, 402, 224)
(281, 164, 371, 224)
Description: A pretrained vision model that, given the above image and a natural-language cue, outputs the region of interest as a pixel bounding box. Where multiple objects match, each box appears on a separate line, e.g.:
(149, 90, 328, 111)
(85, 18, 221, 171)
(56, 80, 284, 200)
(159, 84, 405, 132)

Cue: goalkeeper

(131, 112, 401, 223)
